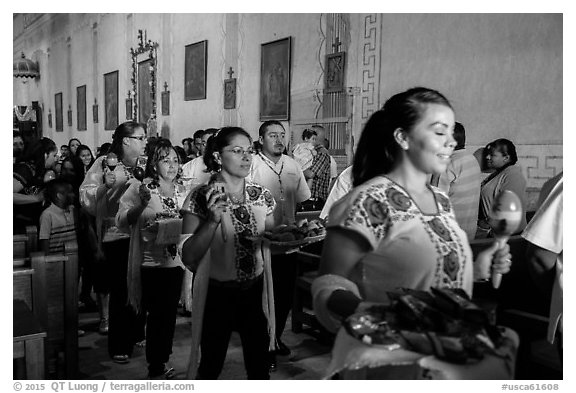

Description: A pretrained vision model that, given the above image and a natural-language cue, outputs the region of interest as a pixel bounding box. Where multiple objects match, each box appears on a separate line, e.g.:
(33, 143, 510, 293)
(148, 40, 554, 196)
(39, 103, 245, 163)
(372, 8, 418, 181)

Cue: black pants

(197, 276, 270, 380)
(271, 253, 297, 341)
(103, 238, 146, 358)
(141, 267, 184, 372)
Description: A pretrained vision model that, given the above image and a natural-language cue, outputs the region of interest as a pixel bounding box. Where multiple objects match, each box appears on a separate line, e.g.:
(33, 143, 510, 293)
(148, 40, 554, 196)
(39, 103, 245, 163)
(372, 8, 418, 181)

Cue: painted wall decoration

(260, 37, 291, 121)
(77, 85, 87, 130)
(325, 52, 346, 93)
(104, 71, 119, 130)
(55, 92, 63, 132)
(184, 40, 208, 101)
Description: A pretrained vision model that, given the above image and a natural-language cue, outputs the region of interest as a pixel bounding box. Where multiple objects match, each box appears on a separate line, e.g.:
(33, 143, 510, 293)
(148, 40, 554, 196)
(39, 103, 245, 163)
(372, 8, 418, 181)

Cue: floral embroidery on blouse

(187, 182, 276, 281)
(385, 187, 412, 211)
(435, 192, 451, 213)
(341, 177, 467, 289)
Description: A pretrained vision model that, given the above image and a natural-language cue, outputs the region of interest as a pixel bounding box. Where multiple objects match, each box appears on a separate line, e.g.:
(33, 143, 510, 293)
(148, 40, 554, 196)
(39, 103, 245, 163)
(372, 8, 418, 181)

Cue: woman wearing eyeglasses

(80, 121, 148, 364)
(181, 127, 276, 379)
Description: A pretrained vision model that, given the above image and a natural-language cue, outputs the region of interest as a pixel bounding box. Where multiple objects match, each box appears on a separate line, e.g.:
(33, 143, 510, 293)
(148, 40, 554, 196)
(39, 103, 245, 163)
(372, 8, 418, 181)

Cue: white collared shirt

(248, 153, 310, 226)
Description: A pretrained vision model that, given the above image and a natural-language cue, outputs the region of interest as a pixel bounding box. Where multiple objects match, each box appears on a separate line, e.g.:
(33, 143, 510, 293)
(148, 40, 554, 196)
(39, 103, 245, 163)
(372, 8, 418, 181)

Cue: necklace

(259, 152, 288, 222)
(148, 180, 181, 217)
(227, 181, 246, 204)
(259, 153, 285, 201)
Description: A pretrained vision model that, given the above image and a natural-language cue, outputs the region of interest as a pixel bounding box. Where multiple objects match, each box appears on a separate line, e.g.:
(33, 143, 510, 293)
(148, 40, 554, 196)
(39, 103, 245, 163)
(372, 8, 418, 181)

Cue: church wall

(14, 13, 562, 209)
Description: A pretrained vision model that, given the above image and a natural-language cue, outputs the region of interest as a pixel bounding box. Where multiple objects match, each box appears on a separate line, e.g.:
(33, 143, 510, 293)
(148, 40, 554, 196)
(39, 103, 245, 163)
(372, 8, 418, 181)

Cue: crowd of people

(12, 86, 561, 380)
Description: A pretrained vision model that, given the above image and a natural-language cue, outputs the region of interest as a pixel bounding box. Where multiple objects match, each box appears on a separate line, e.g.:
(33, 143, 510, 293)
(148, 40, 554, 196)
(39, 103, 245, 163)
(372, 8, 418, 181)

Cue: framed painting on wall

(77, 85, 87, 130)
(184, 40, 207, 101)
(104, 71, 119, 130)
(260, 37, 291, 121)
(55, 93, 63, 132)
(325, 52, 346, 93)
(224, 79, 236, 109)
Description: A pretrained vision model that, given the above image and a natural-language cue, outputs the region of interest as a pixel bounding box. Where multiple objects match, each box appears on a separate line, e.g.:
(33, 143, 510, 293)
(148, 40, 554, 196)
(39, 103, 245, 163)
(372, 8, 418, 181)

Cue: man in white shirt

(248, 120, 310, 369)
(319, 165, 352, 221)
(522, 173, 563, 358)
(181, 128, 217, 188)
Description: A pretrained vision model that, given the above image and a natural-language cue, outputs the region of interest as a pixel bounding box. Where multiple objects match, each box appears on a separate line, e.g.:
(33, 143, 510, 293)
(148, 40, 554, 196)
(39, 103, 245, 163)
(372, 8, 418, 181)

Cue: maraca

(133, 155, 147, 181)
(487, 190, 523, 288)
(133, 166, 145, 182)
(43, 169, 56, 183)
(106, 152, 118, 171)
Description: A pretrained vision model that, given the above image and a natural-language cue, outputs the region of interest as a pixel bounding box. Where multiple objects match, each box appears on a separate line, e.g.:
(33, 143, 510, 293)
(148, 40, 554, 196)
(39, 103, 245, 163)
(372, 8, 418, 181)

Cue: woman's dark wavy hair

(352, 87, 452, 187)
(68, 138, 81, 150)
(109, 121, 146, 160)
(204, 127, 252, 173)
(19, 137, 57, 175)
(490, 138, 518, 166)
(144, 138, 180, 181)
(74, 145, 95, 168)
(72, 145, 95, 184)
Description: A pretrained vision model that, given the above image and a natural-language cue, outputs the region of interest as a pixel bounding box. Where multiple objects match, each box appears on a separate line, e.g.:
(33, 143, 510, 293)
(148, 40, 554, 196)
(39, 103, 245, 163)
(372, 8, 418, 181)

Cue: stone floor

(77, 309, 332, 380)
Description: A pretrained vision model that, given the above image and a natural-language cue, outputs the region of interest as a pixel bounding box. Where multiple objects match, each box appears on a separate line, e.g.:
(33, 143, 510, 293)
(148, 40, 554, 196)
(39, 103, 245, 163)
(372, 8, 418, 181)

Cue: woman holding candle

(180, 127, 276, 379)
(80, 121, 147, 362)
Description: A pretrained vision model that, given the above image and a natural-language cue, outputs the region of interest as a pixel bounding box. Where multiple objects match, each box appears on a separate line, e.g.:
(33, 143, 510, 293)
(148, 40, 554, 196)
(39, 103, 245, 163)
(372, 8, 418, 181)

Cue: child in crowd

(292, 128, 317, 188)
(39, 179, 78, 254)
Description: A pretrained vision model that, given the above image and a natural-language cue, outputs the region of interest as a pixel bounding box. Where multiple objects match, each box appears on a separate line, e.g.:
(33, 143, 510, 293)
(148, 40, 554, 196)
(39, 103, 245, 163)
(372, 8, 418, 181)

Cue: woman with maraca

(116, 138, 187, 378)
(79, 121, 147, 363)
(180, 127, 276, 379)
(312, 88, 514, 377)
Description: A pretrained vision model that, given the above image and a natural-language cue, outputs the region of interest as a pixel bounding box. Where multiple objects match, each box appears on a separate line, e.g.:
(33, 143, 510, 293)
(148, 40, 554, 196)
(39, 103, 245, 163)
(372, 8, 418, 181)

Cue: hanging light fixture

(13, 52, 40, 79)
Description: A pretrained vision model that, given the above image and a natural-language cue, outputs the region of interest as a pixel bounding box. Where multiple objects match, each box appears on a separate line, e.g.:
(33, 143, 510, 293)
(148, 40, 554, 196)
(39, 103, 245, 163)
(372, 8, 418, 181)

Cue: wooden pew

(13, 226, 38, 261)
(28, 241, 79, 379)
(13, 246, 48, 379)
(13, 299, 47, 379)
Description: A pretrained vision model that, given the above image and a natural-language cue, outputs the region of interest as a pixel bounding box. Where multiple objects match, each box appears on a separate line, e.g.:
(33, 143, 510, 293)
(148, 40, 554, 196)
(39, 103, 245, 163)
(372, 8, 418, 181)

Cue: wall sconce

(92, 98, 98, 124)
(67, 105, 73, 127)
(48, 109, 52, 128)
(126, 90, 133, 120)
(161, 82, 170, 116)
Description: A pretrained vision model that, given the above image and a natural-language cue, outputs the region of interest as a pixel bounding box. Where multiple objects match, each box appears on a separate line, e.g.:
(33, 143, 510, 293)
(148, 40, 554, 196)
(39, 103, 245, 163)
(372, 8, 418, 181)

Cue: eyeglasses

(222, 147, 255, 156)
(126, 135, 147, 141)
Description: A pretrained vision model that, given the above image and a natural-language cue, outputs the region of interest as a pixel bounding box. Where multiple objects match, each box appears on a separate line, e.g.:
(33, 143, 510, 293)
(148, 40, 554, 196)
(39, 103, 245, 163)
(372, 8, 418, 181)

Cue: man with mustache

(248, 120, 310, 371)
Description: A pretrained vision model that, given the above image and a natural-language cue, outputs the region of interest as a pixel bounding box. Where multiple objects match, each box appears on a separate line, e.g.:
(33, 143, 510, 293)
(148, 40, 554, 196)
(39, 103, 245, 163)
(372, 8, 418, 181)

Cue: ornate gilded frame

(130, 30, 159, 131)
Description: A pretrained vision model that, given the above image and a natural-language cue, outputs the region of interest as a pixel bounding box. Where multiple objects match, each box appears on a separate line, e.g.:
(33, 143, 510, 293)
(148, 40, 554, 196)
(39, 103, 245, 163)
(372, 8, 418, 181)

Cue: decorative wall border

(360, 14, 381, 125)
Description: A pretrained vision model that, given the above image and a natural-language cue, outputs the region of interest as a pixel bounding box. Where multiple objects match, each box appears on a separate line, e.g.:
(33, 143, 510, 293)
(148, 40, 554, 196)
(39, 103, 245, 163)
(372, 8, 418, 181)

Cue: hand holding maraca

(138, 183, 151, 206)
(104, 153, 118, 188)
(487, 190, 522, 288)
